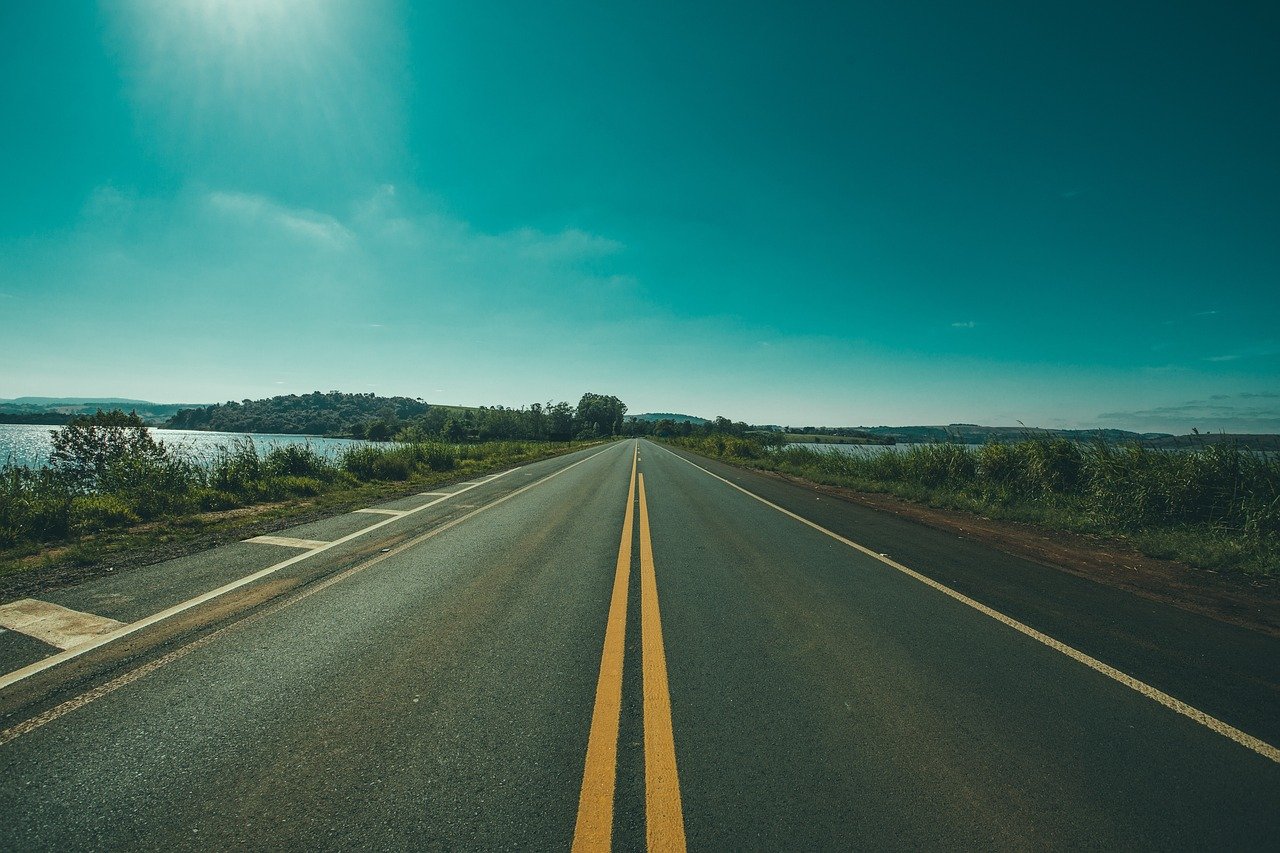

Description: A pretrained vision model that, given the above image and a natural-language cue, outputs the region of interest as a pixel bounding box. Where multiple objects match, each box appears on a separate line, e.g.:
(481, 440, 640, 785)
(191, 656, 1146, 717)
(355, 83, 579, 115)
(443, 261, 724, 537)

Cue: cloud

(207, 191, 354, 247)
(1204, 341, 1280, 363)
(505, 226, 622, 261)
(950, 321, 976, 329)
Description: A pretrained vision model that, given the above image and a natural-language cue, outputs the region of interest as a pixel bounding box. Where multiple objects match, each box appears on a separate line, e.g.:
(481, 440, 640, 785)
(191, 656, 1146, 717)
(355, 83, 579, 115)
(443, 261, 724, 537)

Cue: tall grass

(671, 435, 1280, 576)
(0, 435, 566, 553)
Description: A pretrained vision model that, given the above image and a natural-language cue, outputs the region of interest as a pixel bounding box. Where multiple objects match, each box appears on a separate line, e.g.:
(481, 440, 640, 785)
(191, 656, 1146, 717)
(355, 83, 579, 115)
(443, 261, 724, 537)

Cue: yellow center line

(638, 472, 688, 852)
(572, 444, 638, 852)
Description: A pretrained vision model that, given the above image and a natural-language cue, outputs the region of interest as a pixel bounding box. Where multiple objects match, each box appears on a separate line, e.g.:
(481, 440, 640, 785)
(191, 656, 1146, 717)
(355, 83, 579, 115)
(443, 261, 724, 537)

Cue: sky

(1, 1, 1277, 433)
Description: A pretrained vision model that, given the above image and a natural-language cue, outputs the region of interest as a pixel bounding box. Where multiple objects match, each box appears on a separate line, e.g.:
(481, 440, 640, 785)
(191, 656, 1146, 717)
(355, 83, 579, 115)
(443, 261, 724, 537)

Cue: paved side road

(1, 439, 1276, 850)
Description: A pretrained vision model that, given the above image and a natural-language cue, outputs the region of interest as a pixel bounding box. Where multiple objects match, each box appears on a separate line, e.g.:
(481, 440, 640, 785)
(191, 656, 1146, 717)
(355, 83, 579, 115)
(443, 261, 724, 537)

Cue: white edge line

(654, 442, 1280, 765)
(0, 451, 614, 692)
(0, 442, 632, 746)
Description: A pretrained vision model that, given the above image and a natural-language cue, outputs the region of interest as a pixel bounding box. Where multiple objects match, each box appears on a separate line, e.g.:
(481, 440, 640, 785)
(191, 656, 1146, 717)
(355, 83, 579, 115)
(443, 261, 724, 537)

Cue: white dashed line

(0, 449, 625, 692)
(0, 600, 127, 651)
(245, 536, 330, 549)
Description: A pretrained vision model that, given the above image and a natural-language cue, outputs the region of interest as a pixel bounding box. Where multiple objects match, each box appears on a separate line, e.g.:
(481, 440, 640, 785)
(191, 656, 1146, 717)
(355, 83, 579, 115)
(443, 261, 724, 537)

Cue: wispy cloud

(207, 191, 354, 247)
(1205, 341, 1280, 363)
(951, 321, 976, 329)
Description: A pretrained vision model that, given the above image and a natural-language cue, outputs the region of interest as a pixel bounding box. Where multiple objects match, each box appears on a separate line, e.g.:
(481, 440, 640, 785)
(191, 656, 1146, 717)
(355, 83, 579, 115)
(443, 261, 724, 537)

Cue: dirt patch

(765, 470, 1280, 638)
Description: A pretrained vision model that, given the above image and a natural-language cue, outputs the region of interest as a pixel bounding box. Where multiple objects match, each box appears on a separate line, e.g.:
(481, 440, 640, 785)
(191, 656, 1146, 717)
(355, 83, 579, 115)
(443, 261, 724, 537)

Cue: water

(784, 440, 1276, 459)
(783, 442, 987, 456)
(0, 423, 380, 469)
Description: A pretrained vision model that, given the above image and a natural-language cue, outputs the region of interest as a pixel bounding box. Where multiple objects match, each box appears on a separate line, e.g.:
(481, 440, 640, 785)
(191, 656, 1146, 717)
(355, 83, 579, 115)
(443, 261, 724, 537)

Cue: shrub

(48, 410, 172, 492)
(70, 494, 141, 533)
(0, 464, 74, 546)
(341, 447, 382, 480)
(264, 444, 333, 480)
(275, 475, 326, 497)
(208, 440, 263, 496)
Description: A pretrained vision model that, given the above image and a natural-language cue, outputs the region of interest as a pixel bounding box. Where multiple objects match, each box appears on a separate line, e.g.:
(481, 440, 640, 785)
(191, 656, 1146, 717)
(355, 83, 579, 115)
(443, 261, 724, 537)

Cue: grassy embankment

(0, 437, 593, 582)
(668, 434, 1280, 578)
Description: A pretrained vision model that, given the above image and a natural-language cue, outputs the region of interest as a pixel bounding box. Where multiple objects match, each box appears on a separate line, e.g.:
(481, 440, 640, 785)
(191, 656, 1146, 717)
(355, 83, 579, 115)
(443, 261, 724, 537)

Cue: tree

(576, 393, 627, 437)
(49, 410, 170, 491)
(547, 402, 575, 441)
(441, 417, 467, 443)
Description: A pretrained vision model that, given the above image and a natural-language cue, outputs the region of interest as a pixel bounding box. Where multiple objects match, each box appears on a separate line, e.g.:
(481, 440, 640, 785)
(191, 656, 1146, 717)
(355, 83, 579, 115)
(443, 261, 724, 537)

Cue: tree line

(164, 391, 630, 442)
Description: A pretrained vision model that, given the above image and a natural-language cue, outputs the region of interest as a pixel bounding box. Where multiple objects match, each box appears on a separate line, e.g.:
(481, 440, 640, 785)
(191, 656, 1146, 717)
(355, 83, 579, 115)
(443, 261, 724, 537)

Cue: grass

(0, 436, 598, 584)
(667, 435, 1280, 578)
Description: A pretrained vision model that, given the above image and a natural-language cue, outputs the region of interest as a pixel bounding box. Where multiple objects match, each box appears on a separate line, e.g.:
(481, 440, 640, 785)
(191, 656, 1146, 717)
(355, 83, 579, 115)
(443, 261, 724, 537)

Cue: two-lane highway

(2, 439, 1277, 850)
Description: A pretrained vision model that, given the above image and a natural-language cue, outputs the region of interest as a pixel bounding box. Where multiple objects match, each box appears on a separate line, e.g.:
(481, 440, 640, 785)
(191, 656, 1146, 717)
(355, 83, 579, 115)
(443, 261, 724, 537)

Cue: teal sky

(2, 1, 1277, 432)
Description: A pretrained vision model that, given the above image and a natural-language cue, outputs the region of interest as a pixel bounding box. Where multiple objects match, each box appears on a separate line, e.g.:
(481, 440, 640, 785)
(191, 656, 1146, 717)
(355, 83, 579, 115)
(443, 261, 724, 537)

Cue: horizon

(2, 3, 1277, 434)
(0, 392, 1262, 437)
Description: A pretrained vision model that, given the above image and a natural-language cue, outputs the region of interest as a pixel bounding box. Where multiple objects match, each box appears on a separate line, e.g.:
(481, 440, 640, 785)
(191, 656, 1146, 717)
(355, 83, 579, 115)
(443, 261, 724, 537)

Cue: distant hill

(0, 397, 210, 424)
(1, 396, 158, 407)
(630, 412, 709, 424)
(855, 425, 1170, 444)
(1141, 433, 1280, 450)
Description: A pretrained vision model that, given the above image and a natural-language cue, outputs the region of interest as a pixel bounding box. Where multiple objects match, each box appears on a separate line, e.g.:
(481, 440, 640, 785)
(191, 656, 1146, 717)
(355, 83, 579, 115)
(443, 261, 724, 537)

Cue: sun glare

(114, 0, 392, 172)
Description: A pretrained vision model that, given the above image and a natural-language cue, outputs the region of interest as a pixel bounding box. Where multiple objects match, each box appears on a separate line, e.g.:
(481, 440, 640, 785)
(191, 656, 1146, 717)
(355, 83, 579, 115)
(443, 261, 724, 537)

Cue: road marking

(0, 443, 633, 744)
(418, 492, 450, 497)
(353, 508, 407, 516)
(0, 454, 596, 691)
(637, 472, 688, 851)
(0, 600, 126, 651)
(457, 481, 484, 486)
(659, 444, 1280, 766)
(245, 535, 330, 549)
(573, 443, 638, 852)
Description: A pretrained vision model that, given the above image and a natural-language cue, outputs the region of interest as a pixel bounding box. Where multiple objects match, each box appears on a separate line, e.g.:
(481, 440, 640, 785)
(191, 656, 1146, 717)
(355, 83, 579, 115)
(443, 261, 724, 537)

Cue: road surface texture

(1, 439, 1277, 850)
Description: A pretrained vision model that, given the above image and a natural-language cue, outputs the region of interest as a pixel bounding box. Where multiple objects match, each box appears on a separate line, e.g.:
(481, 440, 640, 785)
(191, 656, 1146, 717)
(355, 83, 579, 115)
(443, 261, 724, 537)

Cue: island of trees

(164, 391, 631, 442)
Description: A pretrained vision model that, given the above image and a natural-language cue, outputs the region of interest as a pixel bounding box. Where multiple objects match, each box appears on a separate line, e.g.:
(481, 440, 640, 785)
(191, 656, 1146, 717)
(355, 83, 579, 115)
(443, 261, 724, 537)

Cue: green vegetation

(668, 433, 1280, 577)
(164, 390, 631, 443)
(0, 409, 611, 573)
(628, 412, 710, 425)
(165, 391, 431, 436)
(781, 433, 889, 445)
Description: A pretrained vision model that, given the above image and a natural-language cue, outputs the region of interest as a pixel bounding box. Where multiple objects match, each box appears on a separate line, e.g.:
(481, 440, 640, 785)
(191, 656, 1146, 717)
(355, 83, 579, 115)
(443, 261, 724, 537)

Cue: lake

(0, 423, 380, 469)
(783, 442, 987, 456)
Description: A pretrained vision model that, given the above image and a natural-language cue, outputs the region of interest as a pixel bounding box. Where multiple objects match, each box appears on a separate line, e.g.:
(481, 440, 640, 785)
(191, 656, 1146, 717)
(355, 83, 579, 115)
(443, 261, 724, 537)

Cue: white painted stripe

(0, 449, 622, 691)
(0, 443, 632, 745)
(418, 492, 450, 497)
(658, 444, 1280, 766)
(353, 508, 406, 516)
(0, 600, 126, 651)
(245, 535, 330, 549)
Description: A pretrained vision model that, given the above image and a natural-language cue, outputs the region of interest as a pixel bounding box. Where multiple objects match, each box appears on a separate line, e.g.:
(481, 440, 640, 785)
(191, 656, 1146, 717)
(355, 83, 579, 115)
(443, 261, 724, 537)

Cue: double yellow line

(573, 444, 687, 852)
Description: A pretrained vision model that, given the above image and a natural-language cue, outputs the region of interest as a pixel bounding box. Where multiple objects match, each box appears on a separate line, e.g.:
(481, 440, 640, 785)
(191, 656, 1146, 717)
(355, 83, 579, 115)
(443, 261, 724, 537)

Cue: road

(1, 439, 1277, 850)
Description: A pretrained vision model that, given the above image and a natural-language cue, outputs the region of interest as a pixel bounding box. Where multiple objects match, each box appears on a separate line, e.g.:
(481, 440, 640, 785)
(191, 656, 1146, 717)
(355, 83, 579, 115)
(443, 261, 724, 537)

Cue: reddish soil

(767, 470, 1280, 638)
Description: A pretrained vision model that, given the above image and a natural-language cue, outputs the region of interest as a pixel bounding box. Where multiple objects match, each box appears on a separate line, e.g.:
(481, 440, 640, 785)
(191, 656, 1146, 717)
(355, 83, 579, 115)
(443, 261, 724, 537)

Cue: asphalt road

(1, 439, 1277, 850)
